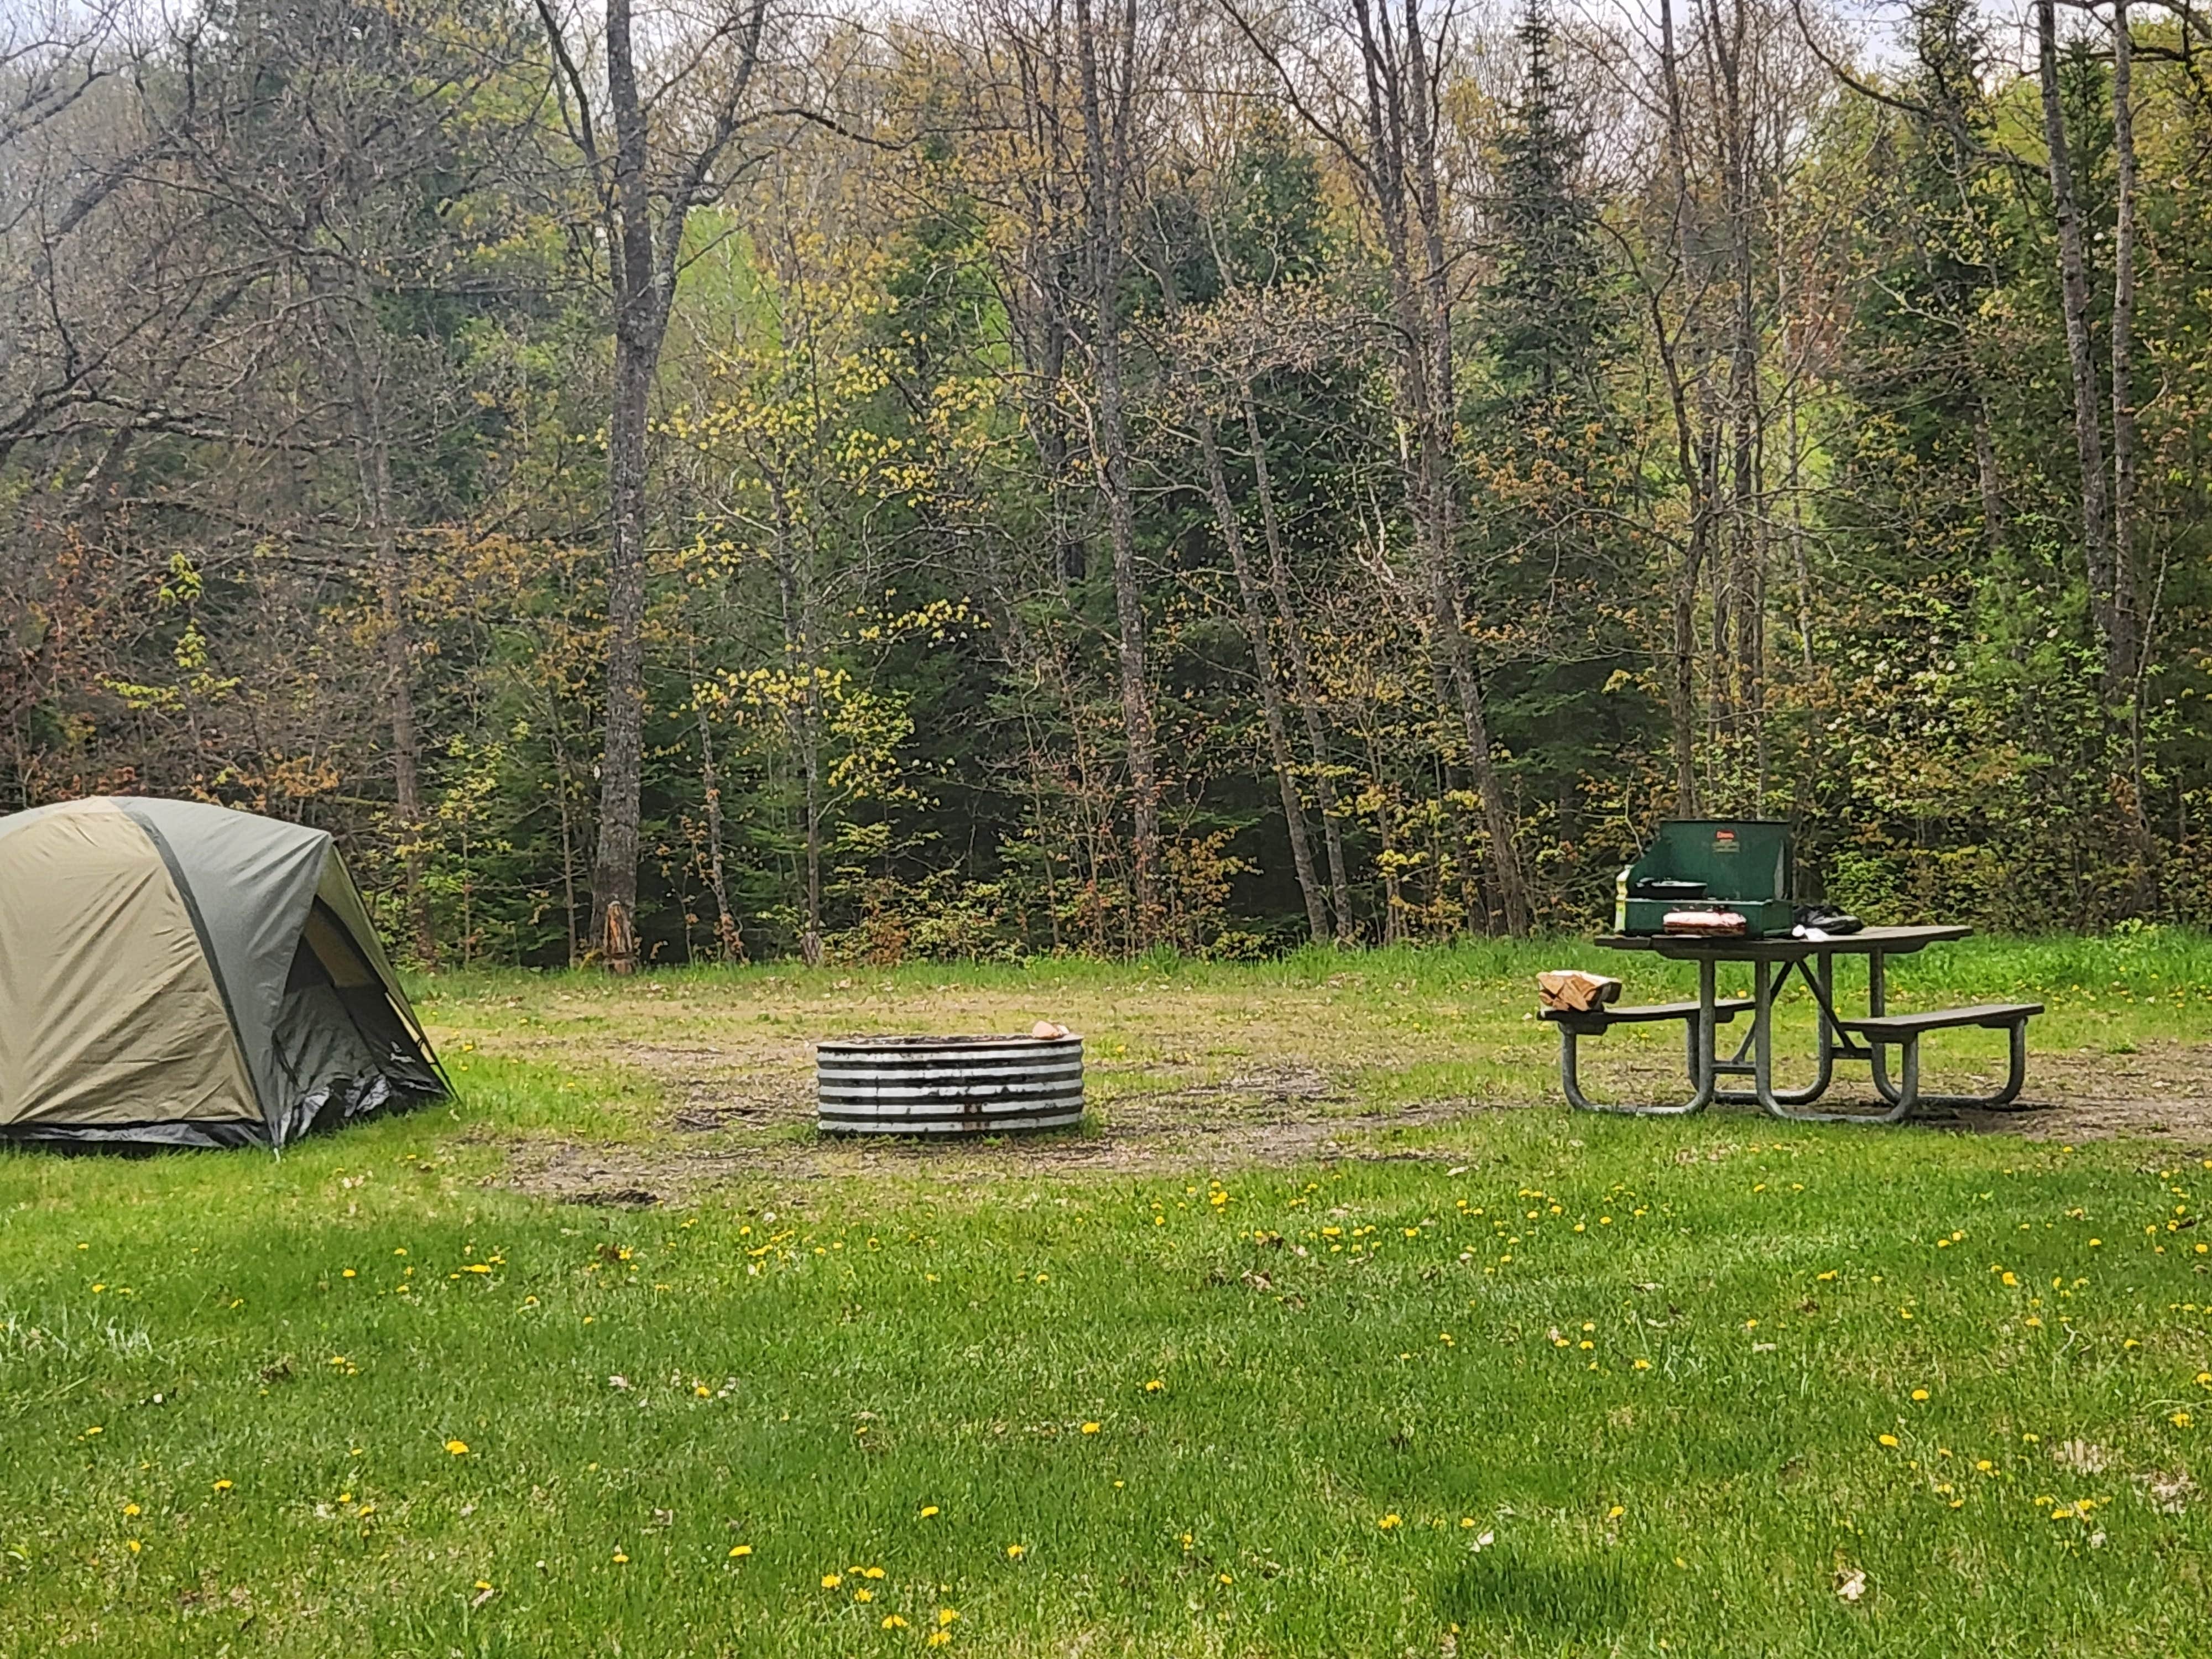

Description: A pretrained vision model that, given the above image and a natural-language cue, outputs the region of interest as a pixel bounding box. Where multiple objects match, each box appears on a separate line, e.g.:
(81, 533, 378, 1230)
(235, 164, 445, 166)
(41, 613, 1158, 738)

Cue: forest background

(4, 0, 2207, 971)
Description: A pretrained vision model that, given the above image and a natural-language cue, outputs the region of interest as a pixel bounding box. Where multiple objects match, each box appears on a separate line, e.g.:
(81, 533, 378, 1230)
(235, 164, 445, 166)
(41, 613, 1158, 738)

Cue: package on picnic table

(1536, 969, 1623, 1014)
(1662, 908, 1749, 937)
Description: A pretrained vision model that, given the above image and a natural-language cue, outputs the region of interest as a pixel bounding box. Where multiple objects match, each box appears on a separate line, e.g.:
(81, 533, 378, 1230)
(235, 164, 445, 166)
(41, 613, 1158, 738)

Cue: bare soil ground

(436, 972, 2212, 1205)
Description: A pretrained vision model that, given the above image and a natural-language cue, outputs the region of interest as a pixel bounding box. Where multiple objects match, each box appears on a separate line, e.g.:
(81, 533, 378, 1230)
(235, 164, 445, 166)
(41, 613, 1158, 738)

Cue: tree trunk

(1777, 212, 1815, 672)
(695, 696, 742, 961)
(1074, 0, 1160, 944)
(1655, 0, 1704, 815)
(346, 344, 436, 967)
(2036, 0, 2119, 675)
(2109, 0, 2142, 690)
(1715, 0, 1764, 789)
(587, 0, 669, 975)
(1243, 383, 1355, 941)
(549, 703, 580, 967)
(1408, 4, 1527, 938)
(770, 486, 824, 966)
(1348, 0, 1528, 936)
(1193, 403, 1327, 942)
(2107, 0, 2158, 901)
(542, 0, 766, 971)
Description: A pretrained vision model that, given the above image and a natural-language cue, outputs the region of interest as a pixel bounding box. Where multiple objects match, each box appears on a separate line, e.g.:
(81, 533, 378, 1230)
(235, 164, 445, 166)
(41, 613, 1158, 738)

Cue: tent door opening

(270, 899, 440, 1142)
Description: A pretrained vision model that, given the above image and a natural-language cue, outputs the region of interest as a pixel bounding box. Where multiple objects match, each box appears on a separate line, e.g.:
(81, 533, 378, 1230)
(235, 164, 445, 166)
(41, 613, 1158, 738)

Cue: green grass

(5, 939, 2212, 1656)
(410, 922, 2212, 1015)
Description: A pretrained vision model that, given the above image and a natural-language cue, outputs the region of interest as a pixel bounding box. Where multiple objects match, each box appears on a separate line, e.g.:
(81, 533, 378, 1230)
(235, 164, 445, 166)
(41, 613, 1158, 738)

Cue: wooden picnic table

(1554, 925, 2038, 1123)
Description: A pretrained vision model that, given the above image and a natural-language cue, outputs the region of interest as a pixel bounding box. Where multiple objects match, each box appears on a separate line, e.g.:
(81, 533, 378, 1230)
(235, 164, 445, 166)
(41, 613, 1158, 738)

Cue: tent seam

(118, 807, 266, 1128)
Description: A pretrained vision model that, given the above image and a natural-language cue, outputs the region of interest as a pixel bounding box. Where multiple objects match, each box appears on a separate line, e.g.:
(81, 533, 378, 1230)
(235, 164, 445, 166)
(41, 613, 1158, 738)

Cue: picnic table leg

(1870, 1013, 2031, 1113)
(1559, 1026, 1716, 1115)
(1994, 1019, 2030, 1107)
(1716, 955, 1836, 1107)
(1559, 956, 1717, 1117)
(1867, 950, 1905, 1106)
(1752, 957, 1775, 1112)
(1759, 951, 1916, 1123)
(1812, 954, 1841, 1085)
(1696, 958, 1717, 1102)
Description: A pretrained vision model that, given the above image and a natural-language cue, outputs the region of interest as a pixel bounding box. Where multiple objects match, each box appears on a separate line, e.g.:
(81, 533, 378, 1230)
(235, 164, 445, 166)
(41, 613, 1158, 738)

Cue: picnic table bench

(1550, 925, 2041, 1123)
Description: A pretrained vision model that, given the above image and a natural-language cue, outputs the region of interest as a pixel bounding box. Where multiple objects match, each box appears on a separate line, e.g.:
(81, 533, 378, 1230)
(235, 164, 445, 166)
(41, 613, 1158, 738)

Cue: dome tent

(0, 797, 445, 1147)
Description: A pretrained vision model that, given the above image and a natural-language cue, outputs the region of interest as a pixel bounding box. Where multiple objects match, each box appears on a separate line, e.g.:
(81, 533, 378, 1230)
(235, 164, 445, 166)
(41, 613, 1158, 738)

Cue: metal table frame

(1585, 925, 1974, 1122)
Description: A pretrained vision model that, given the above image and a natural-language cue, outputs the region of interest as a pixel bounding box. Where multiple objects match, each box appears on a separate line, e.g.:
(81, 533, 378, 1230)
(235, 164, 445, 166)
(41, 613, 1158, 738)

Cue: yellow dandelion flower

(729, 1545, 752, 1558)
(1877, 1435, 1899, 1448)
(445, 1440, 469, 1456)
(937, 1609, 959, 1626)
(1911, 1389, 1929, 1402)
(823, 1574, 843, 1588)
(612, 1551, 628, 1563)
(2173, 1411, 2194, 1428)
(854, 1587, 874, 1603)
(1005, 1543, 1025, 1558)
(883, 1614, 909, 1629)
(926, 1634, 950, 1649)
(1081, 1422, 1101, 1435)
(121, 1503, 140, 1517)
(1144, 1379, 1164, 1392)
(920, 1505, 940, 1518)
(1633, 1358, 1652, 1370)
(1379, 1514, 1401, 1530)
(213, 1480, 233, 1492)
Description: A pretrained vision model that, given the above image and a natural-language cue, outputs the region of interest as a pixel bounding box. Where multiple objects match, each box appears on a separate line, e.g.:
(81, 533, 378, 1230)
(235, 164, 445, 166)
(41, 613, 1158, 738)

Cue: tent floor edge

(0, 1119, 272, 1151)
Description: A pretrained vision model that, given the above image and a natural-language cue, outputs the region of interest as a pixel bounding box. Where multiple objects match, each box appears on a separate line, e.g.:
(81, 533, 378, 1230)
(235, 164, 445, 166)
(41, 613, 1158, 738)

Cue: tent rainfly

(0, 797, 445, 1148)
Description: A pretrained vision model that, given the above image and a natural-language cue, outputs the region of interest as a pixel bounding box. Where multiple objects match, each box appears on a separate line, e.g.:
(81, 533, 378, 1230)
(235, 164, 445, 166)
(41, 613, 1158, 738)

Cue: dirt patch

(450, 982, 2212, 1204)
(1958, 1041, 2212, 1142)
(497, 1054, 1493, 1204)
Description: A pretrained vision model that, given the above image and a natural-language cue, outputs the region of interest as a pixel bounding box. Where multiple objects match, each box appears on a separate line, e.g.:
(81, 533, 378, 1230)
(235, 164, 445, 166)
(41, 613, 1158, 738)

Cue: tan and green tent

(0, 797, 444, 1148)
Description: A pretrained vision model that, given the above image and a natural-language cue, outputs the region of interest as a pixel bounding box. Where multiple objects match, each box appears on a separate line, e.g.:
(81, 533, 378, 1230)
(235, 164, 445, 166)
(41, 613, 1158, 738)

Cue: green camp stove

(1614, 819, 1796, 937)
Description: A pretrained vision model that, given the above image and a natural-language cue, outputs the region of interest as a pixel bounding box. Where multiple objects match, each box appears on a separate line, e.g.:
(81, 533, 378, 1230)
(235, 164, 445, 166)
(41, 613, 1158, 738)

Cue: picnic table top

(1590, 924, 1972, 962)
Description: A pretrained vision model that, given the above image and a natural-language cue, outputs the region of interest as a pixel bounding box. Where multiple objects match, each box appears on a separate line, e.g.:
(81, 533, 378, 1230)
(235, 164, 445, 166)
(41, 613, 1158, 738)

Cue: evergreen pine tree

(1483, 0, 1606, 409)
(1472, 0, 1644, 894)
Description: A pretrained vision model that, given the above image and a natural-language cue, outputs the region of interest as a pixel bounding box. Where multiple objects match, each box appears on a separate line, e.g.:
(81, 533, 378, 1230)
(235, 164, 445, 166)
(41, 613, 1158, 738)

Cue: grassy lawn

(4, 937, 2211, 1656)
